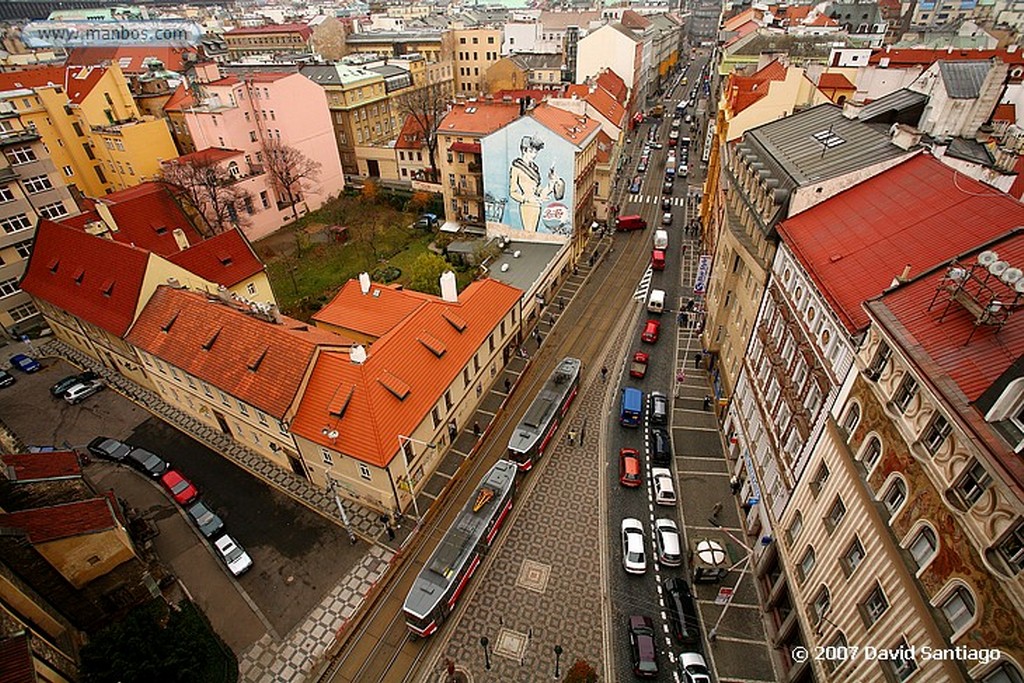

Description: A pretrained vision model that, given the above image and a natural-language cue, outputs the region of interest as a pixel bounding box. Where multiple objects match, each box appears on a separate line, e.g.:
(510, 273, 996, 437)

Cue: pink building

(175, 64, 344, 240)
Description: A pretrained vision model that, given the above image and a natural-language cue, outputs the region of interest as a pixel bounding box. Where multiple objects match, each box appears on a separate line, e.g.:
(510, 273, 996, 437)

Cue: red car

(160, 469, 198, 505)
(641, 319, 661, 343)
(619, 448, 642, 487)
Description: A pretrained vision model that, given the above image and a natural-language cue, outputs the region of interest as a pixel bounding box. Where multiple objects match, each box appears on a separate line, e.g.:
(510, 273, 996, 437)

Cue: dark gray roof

(945, 137, 994, 166)
(938, 61, 991, 99)
(740, 103, 908, 187)
(346, 30, 444, 44)
(510, 52, 563, 70)
(858, 88, 927, 124)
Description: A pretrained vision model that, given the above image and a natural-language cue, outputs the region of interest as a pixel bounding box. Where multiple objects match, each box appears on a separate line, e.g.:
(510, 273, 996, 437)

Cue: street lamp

(553, 645, 563, 679)
(480, 636, 491, 670)
(396, 435, 436, 523)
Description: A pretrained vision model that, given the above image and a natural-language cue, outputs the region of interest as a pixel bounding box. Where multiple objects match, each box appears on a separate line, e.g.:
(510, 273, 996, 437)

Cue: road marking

(633, 265, 653, 301)
(676, 469, 729, 477)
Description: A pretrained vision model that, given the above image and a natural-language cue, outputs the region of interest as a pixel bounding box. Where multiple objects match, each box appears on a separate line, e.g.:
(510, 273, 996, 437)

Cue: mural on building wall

(482, 117, 574, 236)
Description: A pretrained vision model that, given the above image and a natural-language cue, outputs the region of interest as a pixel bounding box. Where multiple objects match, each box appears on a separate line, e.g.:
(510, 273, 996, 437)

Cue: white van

(654, 229, 669, 250)
(648, 289, 665, 313)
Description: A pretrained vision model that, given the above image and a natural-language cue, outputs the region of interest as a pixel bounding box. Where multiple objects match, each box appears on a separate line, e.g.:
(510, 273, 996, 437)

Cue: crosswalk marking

(624, 195, 688, 206)
(633, 265, 653, 301)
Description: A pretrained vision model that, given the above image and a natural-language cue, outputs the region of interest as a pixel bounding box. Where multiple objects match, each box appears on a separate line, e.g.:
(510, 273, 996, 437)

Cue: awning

(449, 141, 481, 154)
(440, 221, 461, 233)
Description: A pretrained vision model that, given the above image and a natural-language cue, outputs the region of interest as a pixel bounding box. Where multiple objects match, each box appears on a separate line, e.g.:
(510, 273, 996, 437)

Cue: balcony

(0, 126, 40, 146)
(453, 183, 482, 199)
(467, 161, 482, 174)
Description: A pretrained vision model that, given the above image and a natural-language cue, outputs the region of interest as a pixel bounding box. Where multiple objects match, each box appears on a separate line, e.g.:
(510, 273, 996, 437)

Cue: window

(862, 584, 889, 626)
(826, 496, 846, 531)
(12, 240, 31, 259)
(798, 546, 816, 580)
(923, 414, 952, 454)
(358, 463, 371, 480)
(811, 462, 830, 495)
(981, 663, 1024, 683)
(893, 375, 918, 413)
(246, 282, 257, 296)
(825, 632, 848, 673)
(219, 391, 230, 407)
(8, 302, 36, 322)
(0, 186, 13, 203)
(62, 165, 73, 177)
(909, 525, 938, 569)
(786, 512, 803, 545)
(840, 403, 860, 438)
(957, 460, 993, 507)
(887, 638, 917, 681)
(38, 201, 68, 219)
(431, 406, 440, 428)
(1, 213, 31, 233)
(260, 190, 270, 209)
(444, 390, 453, 411)
(463, 367, 471, 387)
(237, 400, 249, 416)
(23, 174, 53, 194)
(321, 448, 333, 466)
(0, 278, 20, 297)
(6, 146, 35, 164)
(203, 383, 212, 398)
(812, 586, 831, 624)
(842, 537, 865, 575)
(941, 586, 975, 633)
(883, 479, 907, 516)
(249, 130, 258, 142)
(278, 421, 288, 436)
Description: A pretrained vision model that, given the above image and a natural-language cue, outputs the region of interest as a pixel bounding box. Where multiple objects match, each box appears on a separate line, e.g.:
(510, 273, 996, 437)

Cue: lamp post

(480, 636, 491, 670)
(396, 435, 436, 523)
(553, 645, 562, 679)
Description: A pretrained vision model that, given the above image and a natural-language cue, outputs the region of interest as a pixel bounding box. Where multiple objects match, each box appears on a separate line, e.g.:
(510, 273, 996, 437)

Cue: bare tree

(159, 154, 253, 235)
(396, 80, 451, 183)
(262, 141, 322, 222)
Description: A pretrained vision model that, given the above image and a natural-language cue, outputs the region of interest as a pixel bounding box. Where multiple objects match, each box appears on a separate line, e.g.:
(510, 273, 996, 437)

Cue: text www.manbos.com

(22, 21, 203, 48)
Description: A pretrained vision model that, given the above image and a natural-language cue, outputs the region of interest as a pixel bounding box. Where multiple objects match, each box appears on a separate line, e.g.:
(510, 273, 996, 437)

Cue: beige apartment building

(452, 27, 503, 95)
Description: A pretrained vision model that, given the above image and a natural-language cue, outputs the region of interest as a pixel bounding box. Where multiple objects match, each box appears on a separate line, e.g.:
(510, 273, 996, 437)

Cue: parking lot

(0, 353, 363, 652)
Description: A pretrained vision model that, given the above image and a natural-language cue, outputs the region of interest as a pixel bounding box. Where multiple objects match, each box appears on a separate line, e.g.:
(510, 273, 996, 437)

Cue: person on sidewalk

(448, 420, 458, 441)
(473, 421, 481, 438)
(601, 365, 608, 382)
(694, 351, 703, 370)
(504, 377, 512, 393)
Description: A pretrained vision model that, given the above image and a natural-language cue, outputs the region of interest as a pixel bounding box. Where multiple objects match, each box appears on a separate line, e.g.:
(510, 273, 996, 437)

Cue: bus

(403, 460, 518, 637)
(508, 357, 582, 471)
(621, 387, 643, 427)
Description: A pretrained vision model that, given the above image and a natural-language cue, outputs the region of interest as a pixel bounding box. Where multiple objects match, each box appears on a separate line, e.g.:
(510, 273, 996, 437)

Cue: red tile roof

(727, 60, 788, 114)
(595, 129, 614, 163)
(565, 84, 627, 128)
(818, 72, 855, 90)
(439, 102, 520, 136)
(0, 65, 65, 92)
(805, 13, 839, 26)
(868, 229, 1024, 403)
(204, 75, 242, 87)
(172, 147, 244, 166)
(492, 89, 553, 103)
(166, 229, 264, 288)
(292, 278, 522, 467)
(596, 69, 628, 103)
(620, 10, 652, 29)
(449, 141, 482, 154)
(530, 102, 602, 146)
(0, 634, 33, 683)
(66, 65, 108, 104)
(21, 220, 150, 337)
(994, 102, 1016, 122)
(0, 498, 119, 544)
(395, 115, 427, 150)
(2, 452, 81, 481)
(1008, 154, 1024, 200)
(226, 23, 313, 40)
(313, 279, 435, 338)
(870, 47, 1024, 69)
(163, 82, 195, 112)
(777, 154, 1024, 334)
(67, 46, 196, 74)
(127, 286, 350, 418)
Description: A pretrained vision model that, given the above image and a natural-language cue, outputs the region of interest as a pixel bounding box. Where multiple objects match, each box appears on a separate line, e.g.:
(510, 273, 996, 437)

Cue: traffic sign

(715, 587, 733, 605)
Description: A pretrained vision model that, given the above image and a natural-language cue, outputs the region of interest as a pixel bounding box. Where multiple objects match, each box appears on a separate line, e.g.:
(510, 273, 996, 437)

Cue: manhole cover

(493, 628, 528, 661)
(515, 559, 551, 594)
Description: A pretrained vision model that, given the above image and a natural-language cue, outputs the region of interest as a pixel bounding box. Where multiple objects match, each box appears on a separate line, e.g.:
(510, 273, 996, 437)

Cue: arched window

(227, 161, 240, 178)
(882, 477, 907, 517)
(981, 662, 1024, 683)
(940, 585, 976, 634)
(841, 402, 861, 439)
(860, 435, 882, 471)
(812, 585, 831, 624)
(908, 525, 938, 569)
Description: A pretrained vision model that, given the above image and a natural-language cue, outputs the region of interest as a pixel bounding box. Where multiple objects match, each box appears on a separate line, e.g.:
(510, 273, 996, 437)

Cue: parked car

(0, 371, 15, 388)
(160, 469, 199, 505)
(50, 375, 83, 397)
(64, 379, 104, 405)
(627, 615, 659, 678)
(87, 437, 133, 463)
(678, 164, 689, 177)
(662, 212, 673, 226)
(9, 354, 40, 373)
(650, 392, 668, 425)
(652, 467, 677, 506)
(414, 213, 438, 230)
(629, 176, 642, 194)
(621, 518, 647, 574)
(655, 519, 683, 567)
(214, 534, 253, 576)
(641, 319, 661, 343)
(662, 179, 674, 194)
(629, 351, 649, 379)
(661, 197, 672, 211)
(186, 500, 225, 538)
(664, 578, 701, 644)
(126, 447, 169, 478)
(649, 427, 672, 466)
(677, 650, 712, 683)
(619, 448, 642, 488)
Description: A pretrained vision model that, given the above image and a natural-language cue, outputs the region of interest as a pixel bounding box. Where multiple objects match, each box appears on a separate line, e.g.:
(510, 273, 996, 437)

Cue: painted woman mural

(508, 134, 565, 232)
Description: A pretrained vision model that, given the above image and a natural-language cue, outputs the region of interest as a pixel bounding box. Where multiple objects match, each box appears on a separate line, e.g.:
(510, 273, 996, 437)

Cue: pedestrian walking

(588, 253, 595, 267)
(601, 365, 608, 382)
(680, 311, 689, 327)
(534, 329, 542, 347)
(448, 419, 458, 441)
(558, 296, 565, 311)
(568, 429, 576, 447)
(694, 351, 702, 369)
(687, 298, 695, 311)
(473, 421, 481, 438)
(702, 395, 713, 411)
(573, 265, 579, 276)
(730, 476, 742, 496)
(381, 514, 395, 541)
(711, 501, 723, 520)
(504, 377, 512, 393)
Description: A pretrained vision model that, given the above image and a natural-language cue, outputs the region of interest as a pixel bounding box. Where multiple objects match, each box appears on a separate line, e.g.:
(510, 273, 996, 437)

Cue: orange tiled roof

(1, 452, 81, 481)
(0, 498, 119, 543)
(818, 72, 855, 90)
(66, 65, 108, 104)
(595, 130, 613, 163)
(226, 23, 313, 40)
(127, 286, 350, 418)
(172, 147, 244, 165)
(565, 84, 627, 128)
(805, 13, 839, 26)
(395, 115, 427, 150)
(67, 46, 196, 74)
(724, 8, 757, 31)
(0, 65, 65, 92)
(530, 102, 602, 146)
(313, 279, 435, 338)
(869, 47, 1024, 69)
(163, 82, 195, 112)
(166, 229, 264, 288)
(291, 278, 522, 467)
(596, 69, 628, 103)
(783, 4, 814, 21)
(439, 102, 520, 136)
(994, 102, 1016, 122)
(727, 60, 788, 114)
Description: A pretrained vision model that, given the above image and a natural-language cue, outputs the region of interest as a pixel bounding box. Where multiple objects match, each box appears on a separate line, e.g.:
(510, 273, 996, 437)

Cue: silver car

(214, 534, 253, 576)
(64, 379, 104, 405)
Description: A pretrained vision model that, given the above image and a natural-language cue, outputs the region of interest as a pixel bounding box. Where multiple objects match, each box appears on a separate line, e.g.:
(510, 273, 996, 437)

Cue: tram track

(322, 158, 664, 683)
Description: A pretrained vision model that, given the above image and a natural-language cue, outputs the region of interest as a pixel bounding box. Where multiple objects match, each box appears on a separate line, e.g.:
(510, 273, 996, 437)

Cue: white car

(678, 650, 713, 683)
(64, 379, 104, 405)
(214, 534, 253, 576)
(662, 212, 673, 226)
(678, 163, 689, 177)
(621, 518, 647, 574)
(654, 518, 682, 567)
(652, 468, 677, 506)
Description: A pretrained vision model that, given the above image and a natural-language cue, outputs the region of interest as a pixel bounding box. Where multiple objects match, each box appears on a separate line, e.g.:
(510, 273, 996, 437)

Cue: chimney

(890, 263, 912, 288)
(889, 123, 922, 150)
(350, 344, 367, 364)
(95, 201, 118, 232)
(359, 272, 371, 294)
(440, 270, 458, 302)
(268, 303, 282, 324)
(172, 227, 190, 251)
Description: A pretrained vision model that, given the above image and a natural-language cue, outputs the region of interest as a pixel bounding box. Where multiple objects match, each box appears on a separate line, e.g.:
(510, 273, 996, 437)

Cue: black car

(126, 447, 169, 478)
(649, 427, 672, 465)
(661, 197, 672, 211)
(87, 437, 133, 462)
(650, 392, 668, 426)
(50, 375, 82, 397)
(186, 501, 225, 538)
(0, 370, 14, 388)
(664, 578, 701, 645)
(662, 179, 674, 195)
(628, 615, 659, 678)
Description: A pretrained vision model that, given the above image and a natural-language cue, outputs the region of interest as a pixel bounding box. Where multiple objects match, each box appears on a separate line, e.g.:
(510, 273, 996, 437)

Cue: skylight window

(418, 333, 447, 358)
(812, 129, 845, 148)
(377, 371, 410, 400)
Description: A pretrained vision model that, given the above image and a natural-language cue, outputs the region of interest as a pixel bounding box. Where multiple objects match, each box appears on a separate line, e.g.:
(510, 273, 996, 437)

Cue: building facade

(453, 27, 503, 95)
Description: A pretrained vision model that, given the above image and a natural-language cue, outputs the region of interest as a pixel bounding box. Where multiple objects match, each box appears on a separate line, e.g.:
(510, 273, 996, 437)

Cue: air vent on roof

(202, 328, 221, 351)
(418, 333, 447, 358)
(377, 371, 411, 400)
(73, 266, 85, 284)
(247, 348, 268, 371)
(328, 384, 355, 418)
(161, 312, 178, 333)
(154, 225, 168, 235)
(466, 107, 477, 113)
(101, 278, 114, 297)
(442, 310, 467, 332)
(218, 253, 233, 266)
(47, 258, 59, 273)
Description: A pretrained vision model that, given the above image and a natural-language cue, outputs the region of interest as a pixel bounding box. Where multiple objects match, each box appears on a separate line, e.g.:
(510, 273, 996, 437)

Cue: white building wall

(575, 25, 636, 89)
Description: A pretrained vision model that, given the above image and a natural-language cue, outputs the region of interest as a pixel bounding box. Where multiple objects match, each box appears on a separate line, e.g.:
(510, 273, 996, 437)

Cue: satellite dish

(1001, 267, 1023, 285)
(948, 267, 967, 282)
(979, 250, 999, 266)
(1016, 279, 1024, 294)
(327, 430, 339, 440)
(990, 260, 1009, 277)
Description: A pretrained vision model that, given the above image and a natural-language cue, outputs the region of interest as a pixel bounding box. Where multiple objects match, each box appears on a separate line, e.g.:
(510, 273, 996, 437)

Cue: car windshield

(171, 480, 189, 494)
(142, 455, 163, 470)
(627, 550, 645, 563)
(191, 505, 212, 522)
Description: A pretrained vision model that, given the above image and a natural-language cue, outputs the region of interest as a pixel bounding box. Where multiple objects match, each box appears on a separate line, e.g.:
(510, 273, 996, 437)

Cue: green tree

(563, 659, 598, 683)
(406, 252, 450, 295)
